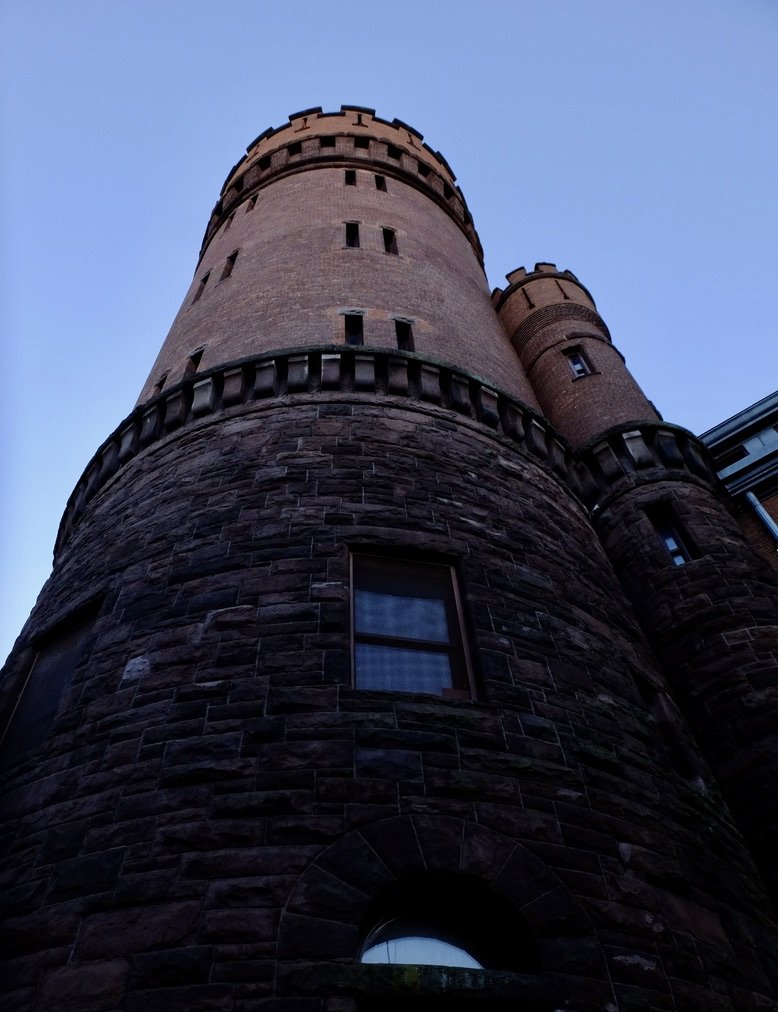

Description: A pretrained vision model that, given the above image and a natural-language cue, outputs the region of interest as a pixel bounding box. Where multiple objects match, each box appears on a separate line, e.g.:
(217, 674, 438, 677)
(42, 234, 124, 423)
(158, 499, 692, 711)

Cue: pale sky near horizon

(1, 0, 777, 663)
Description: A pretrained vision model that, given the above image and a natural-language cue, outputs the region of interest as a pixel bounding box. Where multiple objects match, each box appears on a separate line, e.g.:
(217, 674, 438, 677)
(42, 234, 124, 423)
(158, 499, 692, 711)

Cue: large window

(0, 611, 96, 765)
(351, 554, 472, 696)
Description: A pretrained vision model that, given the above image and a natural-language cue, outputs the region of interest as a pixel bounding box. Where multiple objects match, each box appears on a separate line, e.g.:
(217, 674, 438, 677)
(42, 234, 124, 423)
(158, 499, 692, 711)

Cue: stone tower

(2, 106, 777, 1012)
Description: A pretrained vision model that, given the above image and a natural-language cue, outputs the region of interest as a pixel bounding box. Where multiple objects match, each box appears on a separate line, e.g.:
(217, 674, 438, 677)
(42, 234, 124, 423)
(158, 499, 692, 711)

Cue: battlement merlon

(199, 106, 482, 266)
(492, 264, 596, 311)
(229, 106, 457, 190)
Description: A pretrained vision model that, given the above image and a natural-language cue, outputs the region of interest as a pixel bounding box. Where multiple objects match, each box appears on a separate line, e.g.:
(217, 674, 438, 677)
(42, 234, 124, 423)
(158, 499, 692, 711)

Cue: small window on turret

(1, 604, 100, 766)
(224, 213, 235, 232)
(320, 136, 336, 148)
(345, 222, 360, 248)
(185, 348, 204, 378)
(288, 141, 302, 157)
(246, 195, 258, 212)
(564, 347, 593, 379)
(344, 170, 356, 186)
(394, 320, 414, 352)
(344, 313, 364, 346)
(647, 505, 695, 566)
(354, 136, 370, 150)
(387, 144, 402, 160)
(351, 554, 472, 697)
(418, 162, 430, 178)
(383, 228, 398, 255)
(153, 373, 168, 396)
(221, 250, 239, 281)
(192, 272, 210, 304)
(375, 175, 387, 191)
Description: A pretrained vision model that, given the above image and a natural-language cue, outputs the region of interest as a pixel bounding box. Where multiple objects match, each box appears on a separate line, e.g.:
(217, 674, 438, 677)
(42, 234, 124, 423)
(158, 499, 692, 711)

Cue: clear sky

(1, 0, 777, 664)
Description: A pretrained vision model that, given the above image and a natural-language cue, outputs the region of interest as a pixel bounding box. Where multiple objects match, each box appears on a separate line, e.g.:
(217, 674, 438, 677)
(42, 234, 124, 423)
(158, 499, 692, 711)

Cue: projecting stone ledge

(54, 346, 717, 559)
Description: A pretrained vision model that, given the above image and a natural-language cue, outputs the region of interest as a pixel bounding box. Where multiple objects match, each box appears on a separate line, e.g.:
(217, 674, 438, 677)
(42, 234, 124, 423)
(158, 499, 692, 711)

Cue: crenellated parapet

(200, 105, 483, 265)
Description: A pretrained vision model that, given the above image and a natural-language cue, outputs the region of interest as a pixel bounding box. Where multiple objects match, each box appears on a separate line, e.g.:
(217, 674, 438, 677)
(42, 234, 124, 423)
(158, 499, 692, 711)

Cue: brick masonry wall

(495, 274, 659, 447)
(734, 492, 778, 572)
(138, 167, 537, 409)
(1, 394, 776, 1011)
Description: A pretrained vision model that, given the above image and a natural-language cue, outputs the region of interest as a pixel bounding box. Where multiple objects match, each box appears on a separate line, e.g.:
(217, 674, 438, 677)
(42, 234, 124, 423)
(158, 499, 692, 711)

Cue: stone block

(36, 960, 128, 1012)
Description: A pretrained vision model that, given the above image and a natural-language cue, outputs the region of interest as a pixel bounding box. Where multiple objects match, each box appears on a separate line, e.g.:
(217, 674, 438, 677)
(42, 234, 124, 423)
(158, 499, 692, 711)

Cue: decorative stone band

(53, 347, 717, 559)
(573, 421, 716, 511)
(201, 135, 482, 265)
(506, 302, 612, 357)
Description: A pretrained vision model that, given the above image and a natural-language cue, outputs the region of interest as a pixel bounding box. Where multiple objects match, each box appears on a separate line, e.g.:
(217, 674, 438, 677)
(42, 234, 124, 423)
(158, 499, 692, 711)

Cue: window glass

(352, 555, 470, 695)
(355, 644, 452, 694)
(1, 615, 95, 764)
(564, 348, 592, 378)
(362, 935, 482, 969)
(358, 872, 537, 975)
(355, 581, 449, 642)
(647, 505, 694, 565)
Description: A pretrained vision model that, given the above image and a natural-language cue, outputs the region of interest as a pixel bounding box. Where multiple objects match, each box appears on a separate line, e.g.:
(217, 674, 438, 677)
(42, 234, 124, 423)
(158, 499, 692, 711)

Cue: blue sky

(2, 0, 777, 663)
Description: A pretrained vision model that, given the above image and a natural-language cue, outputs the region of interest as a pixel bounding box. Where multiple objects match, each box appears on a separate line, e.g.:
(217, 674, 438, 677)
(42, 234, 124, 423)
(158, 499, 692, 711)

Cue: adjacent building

(701, 390, 778, 570)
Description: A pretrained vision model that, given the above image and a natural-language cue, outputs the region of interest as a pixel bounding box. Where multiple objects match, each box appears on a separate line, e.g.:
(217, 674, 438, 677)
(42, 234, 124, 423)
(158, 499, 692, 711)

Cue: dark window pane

(355, 588, 449, 642)
(1, 618, 93, 764)
(352, 555, 470, 696)
(345, 222, 360, 248)
(344, 314, 363, 345)
(395, 320, 414, 351)
(355, 644, 452, 694)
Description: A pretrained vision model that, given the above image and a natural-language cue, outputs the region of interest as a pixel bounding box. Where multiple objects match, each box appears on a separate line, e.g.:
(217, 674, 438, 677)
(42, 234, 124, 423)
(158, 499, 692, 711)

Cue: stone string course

(56, 346, 717, 559)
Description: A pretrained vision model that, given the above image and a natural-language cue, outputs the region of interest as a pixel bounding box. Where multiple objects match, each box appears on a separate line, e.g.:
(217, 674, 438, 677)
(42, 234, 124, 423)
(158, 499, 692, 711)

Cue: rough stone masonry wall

(1, 396, 777, 1011)
(591, 474, 778, 910)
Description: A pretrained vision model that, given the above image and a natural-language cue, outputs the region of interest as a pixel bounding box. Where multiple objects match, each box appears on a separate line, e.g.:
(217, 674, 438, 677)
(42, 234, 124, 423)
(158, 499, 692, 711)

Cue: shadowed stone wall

(2, 388, 776, 1010)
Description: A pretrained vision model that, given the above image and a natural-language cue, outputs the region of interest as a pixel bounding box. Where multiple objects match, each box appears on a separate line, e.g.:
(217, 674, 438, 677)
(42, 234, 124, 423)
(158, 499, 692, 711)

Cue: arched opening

(361, 920, 483, 968)
(358, 871, 538, 973)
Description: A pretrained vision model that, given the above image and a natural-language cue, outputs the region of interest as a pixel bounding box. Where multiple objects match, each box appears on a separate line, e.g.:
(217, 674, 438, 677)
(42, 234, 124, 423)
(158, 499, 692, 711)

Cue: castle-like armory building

(2, 106, 777, 1011)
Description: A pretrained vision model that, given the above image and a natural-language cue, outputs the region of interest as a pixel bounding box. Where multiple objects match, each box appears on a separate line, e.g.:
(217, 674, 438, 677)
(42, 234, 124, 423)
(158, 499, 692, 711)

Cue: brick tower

(2, 107, 777, 1012)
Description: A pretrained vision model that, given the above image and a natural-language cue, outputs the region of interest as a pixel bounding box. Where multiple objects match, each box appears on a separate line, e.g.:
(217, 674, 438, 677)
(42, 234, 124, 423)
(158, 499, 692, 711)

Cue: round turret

(493, 263, 658, 446)
(138, 106, 538, 408)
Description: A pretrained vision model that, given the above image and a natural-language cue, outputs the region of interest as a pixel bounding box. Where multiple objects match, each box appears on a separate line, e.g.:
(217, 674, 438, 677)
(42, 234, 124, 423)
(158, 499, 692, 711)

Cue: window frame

(647, 504, 695, 566)
(0, 603, 99, 765)
(350, 552, 474, 699)
(563, 346, 594, 379)
(343, 312, 364, 346)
